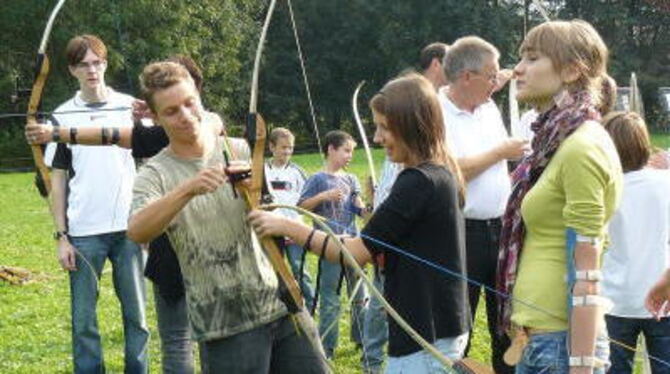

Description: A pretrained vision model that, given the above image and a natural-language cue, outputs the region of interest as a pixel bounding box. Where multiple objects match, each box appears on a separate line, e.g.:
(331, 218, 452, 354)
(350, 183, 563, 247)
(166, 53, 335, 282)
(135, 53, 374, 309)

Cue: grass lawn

(651, 132, 670, 150)
(3, 135, 666, 373)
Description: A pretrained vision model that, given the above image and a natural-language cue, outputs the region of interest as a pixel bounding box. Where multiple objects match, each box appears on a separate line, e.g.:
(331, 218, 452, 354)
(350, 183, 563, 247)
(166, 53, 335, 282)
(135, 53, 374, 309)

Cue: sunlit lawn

(3, 133, 668, 372)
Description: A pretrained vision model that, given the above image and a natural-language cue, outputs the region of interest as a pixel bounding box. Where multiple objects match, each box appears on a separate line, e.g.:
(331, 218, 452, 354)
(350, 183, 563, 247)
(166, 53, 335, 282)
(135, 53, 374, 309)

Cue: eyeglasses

(476, 70, 499, 83)
(75, 60, 105, 70)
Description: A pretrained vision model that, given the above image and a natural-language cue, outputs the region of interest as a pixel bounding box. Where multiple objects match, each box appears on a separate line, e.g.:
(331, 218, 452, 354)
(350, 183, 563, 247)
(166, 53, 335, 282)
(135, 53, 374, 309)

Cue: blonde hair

(269, 127, 295, 145)
(521, 20, 608, 104)
(597, 73, 618, 116)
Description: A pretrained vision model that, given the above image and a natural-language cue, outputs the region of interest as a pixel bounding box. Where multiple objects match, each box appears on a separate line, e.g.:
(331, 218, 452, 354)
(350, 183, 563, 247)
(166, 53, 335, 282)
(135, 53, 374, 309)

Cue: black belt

(465, 217, 502, 228)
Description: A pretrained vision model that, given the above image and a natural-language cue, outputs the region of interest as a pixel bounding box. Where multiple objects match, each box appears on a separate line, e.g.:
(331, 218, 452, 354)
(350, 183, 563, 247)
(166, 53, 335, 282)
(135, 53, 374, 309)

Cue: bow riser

(245, 112, 304, 309)
(27, 53, 53, 195)
(242, 0, 331, 370)
(247, 113, 266, 204)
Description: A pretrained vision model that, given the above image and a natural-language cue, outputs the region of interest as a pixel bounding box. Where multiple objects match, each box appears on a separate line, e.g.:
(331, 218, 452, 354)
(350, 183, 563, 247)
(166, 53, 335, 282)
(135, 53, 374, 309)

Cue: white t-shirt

(264, 161, 307, 221)
(49, 89, 136, 236)
(513, 109, 538, 142)
(438, 89, 512, 219)
(602, 169, 670, 318)
(374, 157, 403, 210)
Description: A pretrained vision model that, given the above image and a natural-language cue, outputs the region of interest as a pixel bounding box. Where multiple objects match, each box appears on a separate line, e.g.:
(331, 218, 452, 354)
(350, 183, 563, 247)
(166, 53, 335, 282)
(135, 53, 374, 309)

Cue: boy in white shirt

(50, 34, 148, 373)
(265, 127, 315, 307)
(602, 111, 670, 373)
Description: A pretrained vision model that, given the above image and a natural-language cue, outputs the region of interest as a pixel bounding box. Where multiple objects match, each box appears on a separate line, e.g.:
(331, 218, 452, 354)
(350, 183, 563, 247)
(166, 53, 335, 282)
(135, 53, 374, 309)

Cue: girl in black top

(249, 73, 471, 371)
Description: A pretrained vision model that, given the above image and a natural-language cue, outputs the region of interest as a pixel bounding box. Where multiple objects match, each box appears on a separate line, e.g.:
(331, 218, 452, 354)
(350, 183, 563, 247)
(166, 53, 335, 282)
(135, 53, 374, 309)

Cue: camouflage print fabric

(132, 137, 287, 341)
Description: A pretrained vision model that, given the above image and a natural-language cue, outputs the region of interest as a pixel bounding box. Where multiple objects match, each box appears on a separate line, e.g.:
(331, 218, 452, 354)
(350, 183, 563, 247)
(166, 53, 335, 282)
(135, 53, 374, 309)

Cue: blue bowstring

(313, 205, 670, 369)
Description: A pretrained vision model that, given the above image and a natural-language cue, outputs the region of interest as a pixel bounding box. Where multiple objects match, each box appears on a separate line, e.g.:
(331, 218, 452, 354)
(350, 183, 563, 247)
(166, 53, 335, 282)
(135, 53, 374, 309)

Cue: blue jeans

(202, 311, 328, 373)
(285, 243, 315, 308)
(605, 315, 670, 374)
(515, 330, 609, 374)
(69, 232, 149, 373)
(385, 333, 468, 374)
(362, 272, 388, 374)
(154, 287, 211, 374)
(316, 260, 367, 358)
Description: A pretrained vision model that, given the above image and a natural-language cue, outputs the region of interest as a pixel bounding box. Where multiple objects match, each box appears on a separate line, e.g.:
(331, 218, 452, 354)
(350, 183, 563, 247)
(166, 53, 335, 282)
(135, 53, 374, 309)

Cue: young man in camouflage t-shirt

(128, 61, 327, 373)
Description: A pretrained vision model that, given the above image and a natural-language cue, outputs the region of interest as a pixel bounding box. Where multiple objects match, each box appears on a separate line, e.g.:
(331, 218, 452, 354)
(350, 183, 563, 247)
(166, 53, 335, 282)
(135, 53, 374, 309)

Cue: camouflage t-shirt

(132, 137, 287, 341)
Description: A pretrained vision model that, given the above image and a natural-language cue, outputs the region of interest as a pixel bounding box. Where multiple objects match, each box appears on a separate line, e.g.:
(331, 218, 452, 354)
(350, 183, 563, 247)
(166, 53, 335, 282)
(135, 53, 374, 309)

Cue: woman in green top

(496, 20, 622, 374)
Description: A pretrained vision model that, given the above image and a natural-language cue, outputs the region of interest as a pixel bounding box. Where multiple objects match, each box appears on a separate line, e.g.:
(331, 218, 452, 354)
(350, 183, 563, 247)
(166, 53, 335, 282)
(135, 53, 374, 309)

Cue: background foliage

(1, 0, 669, 164)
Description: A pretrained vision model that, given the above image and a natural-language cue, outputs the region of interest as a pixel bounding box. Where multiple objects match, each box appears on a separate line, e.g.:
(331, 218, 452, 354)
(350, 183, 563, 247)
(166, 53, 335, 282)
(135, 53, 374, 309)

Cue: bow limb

(306, 208, 454, 368)
(353, 81, 377, 191)
(233, 1, 331, 370)
(243, 0, 304, 308)
(629, 72, 645, 118)
(263, 203, 494, 373)
(26, 0, 68, 196)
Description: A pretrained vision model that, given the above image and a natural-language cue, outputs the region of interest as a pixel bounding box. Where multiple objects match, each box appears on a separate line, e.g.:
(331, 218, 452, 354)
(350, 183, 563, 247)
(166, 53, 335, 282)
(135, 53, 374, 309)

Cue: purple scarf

(496, 90, 601, 333)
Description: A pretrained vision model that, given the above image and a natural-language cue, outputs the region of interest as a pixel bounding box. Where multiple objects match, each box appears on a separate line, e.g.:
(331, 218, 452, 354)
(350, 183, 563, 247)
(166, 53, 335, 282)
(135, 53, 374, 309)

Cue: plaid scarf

(496, 90, 601, 333)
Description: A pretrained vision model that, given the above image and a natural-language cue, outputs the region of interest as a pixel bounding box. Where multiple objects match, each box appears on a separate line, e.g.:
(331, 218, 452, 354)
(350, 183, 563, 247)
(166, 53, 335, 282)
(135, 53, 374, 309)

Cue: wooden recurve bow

(225, 0, 331, 370)
(26, 0, 68, 196)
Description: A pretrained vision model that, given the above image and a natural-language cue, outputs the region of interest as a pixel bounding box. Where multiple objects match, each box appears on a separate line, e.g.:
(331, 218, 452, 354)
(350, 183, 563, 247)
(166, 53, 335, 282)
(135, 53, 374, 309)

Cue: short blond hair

(139, 61, 193, 112)
(269, 127, 295, 145)
(521, 20, 608, 104)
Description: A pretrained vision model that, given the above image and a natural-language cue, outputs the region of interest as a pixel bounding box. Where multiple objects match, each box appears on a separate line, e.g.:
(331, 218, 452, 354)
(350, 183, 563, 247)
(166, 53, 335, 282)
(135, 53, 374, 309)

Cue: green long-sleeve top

(511, 121, 623, 331)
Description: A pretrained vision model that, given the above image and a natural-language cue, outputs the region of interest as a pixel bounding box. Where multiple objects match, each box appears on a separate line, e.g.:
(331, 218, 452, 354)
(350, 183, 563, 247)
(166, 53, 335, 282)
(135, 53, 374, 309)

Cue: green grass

(0, 148, 490, 373)
(4, 138, 666, 373)
(651, 132, 670, 150)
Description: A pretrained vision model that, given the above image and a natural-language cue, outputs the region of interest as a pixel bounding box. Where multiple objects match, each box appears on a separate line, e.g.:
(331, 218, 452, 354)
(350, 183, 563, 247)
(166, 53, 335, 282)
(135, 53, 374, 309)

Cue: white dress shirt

(439, 89, 511, 219)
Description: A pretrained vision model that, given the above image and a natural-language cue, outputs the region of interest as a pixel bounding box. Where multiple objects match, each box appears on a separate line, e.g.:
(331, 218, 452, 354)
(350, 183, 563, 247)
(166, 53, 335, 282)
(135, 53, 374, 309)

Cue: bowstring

(0, 106, 133, 120)
(261, 203, 670, 370)
(111, 0, 135, 93)
(285, 0, 324, 159)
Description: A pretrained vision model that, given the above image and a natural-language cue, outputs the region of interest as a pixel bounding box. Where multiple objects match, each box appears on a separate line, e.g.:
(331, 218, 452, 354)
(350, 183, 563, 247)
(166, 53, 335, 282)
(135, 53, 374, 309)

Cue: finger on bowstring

(201, 169, 227, 187)
(248, 217, 266, 236)
(255, 224, 268, 238)
(247, 209, 263, 223)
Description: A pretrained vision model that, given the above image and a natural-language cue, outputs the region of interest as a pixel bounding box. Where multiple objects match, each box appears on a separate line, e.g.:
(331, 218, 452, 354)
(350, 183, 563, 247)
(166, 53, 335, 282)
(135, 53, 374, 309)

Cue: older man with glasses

(437, 36, 528, 374)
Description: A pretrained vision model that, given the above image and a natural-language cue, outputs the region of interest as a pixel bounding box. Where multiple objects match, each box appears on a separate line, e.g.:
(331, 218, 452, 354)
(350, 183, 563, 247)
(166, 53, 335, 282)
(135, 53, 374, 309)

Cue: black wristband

(101, 127, 109, 145)
(338, 237, 348, 270)
(52, 125, 61, 142)
(303, 228, 316, 252)
(69, 127, 78, 144)
(111, 127, 120, 145)
(320, 235, 331, 259)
